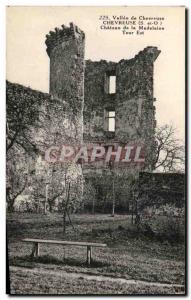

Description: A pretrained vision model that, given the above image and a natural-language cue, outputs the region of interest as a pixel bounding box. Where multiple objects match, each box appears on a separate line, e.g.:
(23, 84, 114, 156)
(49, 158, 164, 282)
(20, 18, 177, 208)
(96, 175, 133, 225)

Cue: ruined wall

(116, 47, 160, 170)
(83, 47, 160, 211)
(84, 47, 160, 171)
(7, 23, 85, 212)
(84, 60, 117, 140)
(7, 23, 164, 213)
(6, 81, 84, 212)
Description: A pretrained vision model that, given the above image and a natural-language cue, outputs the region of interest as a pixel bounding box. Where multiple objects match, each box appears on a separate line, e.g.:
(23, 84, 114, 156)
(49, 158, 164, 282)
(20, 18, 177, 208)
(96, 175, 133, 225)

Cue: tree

(60, 166, 83, 235)
(83, 178, 96, 214)
(154, 124, 185, 173)
(6, 82, 48, 211)
(31, 161, 83, 234)
(6, 148, 29, 212)
(31, 164, 65, 213)
(6, 82, 84, 217)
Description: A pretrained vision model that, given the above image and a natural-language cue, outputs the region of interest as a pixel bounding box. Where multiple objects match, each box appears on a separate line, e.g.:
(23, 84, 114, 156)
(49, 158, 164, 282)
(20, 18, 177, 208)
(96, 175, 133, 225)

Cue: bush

(141, 216, 184, 242)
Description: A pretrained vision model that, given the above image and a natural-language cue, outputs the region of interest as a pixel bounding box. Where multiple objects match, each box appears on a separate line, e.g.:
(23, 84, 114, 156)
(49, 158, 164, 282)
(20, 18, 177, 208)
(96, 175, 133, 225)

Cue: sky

(6, 6, 185, 140)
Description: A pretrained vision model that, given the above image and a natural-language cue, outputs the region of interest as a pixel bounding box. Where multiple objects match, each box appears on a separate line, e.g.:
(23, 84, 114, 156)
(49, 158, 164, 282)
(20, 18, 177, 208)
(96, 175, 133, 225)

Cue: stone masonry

(84, 47, 160, 170)
(7, 23, 161, 212)
(45, 23, 85, 142)
(83, 42, 160, 211)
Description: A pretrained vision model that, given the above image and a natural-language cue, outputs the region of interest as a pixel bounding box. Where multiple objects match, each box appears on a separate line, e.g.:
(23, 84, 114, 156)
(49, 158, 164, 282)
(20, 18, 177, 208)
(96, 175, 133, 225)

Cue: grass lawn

(7, 213, 185, 295)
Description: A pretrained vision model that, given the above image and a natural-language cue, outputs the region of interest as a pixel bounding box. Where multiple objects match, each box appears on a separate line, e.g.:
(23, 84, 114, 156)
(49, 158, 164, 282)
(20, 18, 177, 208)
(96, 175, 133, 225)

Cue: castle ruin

(7, 23, 161, 213)
(45, 23, 160, 212)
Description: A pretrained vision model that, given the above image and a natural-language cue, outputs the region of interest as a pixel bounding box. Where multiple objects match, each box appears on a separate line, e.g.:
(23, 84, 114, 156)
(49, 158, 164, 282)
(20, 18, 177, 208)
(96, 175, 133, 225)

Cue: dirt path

(10, 266, 184, 289)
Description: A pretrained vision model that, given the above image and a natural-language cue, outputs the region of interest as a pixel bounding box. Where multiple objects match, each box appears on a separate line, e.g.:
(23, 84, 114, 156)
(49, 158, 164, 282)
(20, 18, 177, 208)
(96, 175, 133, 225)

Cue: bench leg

(31, 243, 39, 258)
(35, 242, 40, 257)
(87, 246, 92, 266)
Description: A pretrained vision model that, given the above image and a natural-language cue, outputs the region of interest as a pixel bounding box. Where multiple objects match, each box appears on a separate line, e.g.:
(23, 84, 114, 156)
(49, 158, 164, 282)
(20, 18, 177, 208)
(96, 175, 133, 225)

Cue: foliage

(83, 172, 138, 214)
(6, 147, 30, 212)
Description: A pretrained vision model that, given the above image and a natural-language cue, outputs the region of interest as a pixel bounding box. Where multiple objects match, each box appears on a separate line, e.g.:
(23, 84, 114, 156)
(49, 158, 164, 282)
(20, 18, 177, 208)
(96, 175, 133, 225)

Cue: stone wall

(7, 81, 84, 212)
(84, 60, 116, 140)
(84, 47, 160, 171)
(7, 23, 85, 212)
(83, 47, 160, 210)
(9, 23, 181, 214)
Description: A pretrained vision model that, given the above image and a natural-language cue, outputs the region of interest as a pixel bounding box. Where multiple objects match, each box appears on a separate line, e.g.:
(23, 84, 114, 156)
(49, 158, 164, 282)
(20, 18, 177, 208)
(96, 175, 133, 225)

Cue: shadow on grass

(9, 255, 109, 269)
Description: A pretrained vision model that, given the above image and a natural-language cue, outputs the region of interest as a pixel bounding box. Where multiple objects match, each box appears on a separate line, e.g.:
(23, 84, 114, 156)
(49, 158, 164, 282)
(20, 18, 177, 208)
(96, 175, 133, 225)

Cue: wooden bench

(22, 238, 107, 266)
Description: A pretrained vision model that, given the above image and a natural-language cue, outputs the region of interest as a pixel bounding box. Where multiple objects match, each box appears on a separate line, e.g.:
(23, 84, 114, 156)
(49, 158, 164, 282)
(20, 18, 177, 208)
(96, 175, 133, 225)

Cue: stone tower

(83, 47, 160, 171)
(83, 47, 160, 212)
(45, 23, 85, 142)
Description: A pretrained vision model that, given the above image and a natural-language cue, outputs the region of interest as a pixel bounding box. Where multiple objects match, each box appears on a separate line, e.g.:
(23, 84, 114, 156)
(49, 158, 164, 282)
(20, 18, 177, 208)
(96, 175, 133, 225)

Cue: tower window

(105, 110, 115, 132)
(109, 76, 116, 94)
(104, 71, 116, 94)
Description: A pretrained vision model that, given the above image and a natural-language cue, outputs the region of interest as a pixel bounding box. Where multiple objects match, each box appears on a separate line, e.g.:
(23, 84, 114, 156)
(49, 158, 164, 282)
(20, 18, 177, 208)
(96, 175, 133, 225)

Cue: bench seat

(22, 238, 107, 265)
